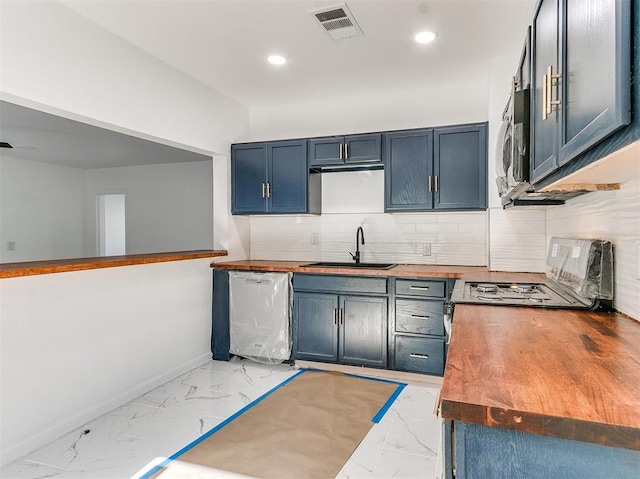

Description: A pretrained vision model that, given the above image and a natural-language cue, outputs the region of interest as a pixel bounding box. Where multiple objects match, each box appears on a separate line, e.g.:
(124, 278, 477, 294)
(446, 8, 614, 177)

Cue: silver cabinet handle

(344, 143, 349, 159)
(409, 353, 429, 359)
(261, 183, 266, 198)
(434, 175, 438, 193)
(544, 65, 561, 119)
(542, 72, 549, 120)
(428, 175, 432, 192)
(410, 314, 430, 319)
(266, 182, 271, 198)
(410, 286, 430, 291)
(339, 143, 343, 160)
(333, 308, 337, 325)
(339, 308, 344, 325)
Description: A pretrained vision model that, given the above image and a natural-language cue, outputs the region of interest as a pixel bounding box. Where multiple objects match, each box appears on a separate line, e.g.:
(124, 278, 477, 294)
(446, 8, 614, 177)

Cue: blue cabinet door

(308, 137, 343, 166)
(344, 133, 382, 164)
(531, 0, 632, 183)
(231, 143, 267, 214)
(531, 0, 560, 183)
(309, 133, 382, 166)
(558, 0, 631, 165)
(434, 124, 487, 210)
(292, 292, 338, 362)
(384, 129, 433, 211)
(267, 140, 308, 213)
(339, 295, 387, 368)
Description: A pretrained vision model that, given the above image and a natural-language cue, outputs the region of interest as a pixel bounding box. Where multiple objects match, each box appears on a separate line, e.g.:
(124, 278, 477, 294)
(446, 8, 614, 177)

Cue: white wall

(0, 1, 251, 464)
(546, 178, 640, 320)
(212, 154, 250, 262)
(0, 0, 249, 155)
(0, 0, 252, 262)
(0, 155, 87, 262)
(248, 79, 489, 142)
(0, 259, 214, 464)
(85, 161, 214, 256)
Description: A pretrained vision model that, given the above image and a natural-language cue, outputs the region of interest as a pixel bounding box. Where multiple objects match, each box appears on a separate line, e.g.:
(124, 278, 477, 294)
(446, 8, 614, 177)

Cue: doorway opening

(97, 193, 126, 256)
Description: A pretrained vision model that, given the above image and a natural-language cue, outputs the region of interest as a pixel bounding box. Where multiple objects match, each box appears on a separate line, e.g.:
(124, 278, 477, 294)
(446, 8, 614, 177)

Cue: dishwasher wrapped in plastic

(229, 271, 292, 364)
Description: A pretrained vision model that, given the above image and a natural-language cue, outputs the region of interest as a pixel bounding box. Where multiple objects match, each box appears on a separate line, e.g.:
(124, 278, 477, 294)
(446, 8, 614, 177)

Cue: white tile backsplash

(546, 178, 640, 320)
(250, 212, 488, 266)
(488, 207, 547, 272)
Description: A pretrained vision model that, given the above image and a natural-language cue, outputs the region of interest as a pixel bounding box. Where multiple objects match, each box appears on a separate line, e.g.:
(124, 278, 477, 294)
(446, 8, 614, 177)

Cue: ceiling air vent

(0, 142, 13, 148)
(311, 3, 363, 40)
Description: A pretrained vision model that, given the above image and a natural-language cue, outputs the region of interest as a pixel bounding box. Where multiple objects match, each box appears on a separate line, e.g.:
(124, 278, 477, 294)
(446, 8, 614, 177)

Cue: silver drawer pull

(410, 286, 430, 291)
(410, 314, 430, 319)
(409, 353, 429, 359)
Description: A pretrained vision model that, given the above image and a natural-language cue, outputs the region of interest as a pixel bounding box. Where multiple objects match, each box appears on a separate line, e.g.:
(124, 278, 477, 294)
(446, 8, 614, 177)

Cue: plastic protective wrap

(496, 89, 531, 198)
(229, 271, 292, 364)
(546, 237, 614, 300)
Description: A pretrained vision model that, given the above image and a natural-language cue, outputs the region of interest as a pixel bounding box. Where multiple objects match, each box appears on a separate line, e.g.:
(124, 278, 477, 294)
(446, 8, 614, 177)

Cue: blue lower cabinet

(292, 292, 339, 362)
(340, 295, 387, 368)
(394, 336, 445, 375)
(446, 421, 640, 479)
(292, 292, 388, 368)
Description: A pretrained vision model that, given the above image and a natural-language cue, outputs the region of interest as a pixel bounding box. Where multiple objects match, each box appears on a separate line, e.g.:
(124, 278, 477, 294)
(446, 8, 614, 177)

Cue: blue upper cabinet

(384, 129, 434, 211)
(231, 143, 267, 214)
(434, 124, 487, 210)
(530, 0, 631, 183)
(384, 124, 487, 212)
(309, 133, 382, 167)
(231, 139, 321, 215)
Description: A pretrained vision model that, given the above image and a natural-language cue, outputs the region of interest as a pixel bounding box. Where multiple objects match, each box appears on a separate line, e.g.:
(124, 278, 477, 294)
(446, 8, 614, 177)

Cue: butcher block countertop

(1, 250, 228, 279)
(209, 260, 545, 282)
(441, 305, 640, 451)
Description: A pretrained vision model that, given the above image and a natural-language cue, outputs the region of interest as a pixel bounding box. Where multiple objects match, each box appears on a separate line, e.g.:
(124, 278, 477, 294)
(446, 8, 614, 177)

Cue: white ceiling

(1, 0, 536, 168)
(60, 0, 536, 108)
(0, 101, 210, 168)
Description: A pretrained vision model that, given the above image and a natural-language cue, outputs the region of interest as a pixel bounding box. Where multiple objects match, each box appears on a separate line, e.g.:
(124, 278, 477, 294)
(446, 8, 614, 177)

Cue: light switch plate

(311, 233, 319, 245)
(423, 244, 431, 256)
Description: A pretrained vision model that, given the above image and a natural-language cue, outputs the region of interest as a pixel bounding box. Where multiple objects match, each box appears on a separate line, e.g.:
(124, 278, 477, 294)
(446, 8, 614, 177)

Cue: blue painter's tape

(298, 368, 407, 423)
(372, 383, 406, 423)
(139, 367, 307, 479)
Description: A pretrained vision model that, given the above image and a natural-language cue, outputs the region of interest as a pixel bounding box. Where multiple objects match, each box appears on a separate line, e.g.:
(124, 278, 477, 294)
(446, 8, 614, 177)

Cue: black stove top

(451, 280, 595, 309)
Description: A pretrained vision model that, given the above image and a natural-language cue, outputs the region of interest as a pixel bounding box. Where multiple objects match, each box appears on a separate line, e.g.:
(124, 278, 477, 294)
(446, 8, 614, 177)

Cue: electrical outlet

(7, 241, 16, 251)
(423, 243, 431, 256)
(311, 233, 319, 245)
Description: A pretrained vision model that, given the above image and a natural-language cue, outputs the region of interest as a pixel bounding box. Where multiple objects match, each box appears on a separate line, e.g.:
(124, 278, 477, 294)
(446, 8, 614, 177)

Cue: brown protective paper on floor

(155, 370, 398, 479)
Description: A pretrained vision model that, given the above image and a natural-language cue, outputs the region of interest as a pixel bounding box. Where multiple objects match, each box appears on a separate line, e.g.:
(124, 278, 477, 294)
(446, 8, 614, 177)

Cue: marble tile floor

(1, 358, 444, 479)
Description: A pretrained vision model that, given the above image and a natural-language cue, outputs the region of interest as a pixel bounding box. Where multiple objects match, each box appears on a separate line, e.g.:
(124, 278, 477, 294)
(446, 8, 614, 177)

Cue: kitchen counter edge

(1, 250, 228, 279)
(209, 260, 546, 281)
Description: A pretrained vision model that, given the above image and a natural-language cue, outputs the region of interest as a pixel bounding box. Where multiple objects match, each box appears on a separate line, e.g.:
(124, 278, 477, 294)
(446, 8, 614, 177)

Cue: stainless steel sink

(302, 261, 396, 270)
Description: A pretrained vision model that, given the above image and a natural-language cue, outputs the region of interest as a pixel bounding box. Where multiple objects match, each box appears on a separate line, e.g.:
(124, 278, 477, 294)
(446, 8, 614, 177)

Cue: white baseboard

(0, 353, 211, 467)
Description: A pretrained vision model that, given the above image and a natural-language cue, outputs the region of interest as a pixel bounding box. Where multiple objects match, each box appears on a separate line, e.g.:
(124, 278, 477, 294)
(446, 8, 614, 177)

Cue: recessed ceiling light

(415, 31, 437, 44)
(268, 55, 287, 65)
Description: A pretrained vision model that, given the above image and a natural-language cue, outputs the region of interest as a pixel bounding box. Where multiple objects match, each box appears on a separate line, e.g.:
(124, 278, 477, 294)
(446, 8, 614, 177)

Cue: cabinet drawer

(293, 274, 387, 294)
(395, 299, 444, 336)
(395, 279, 446, 298)
(394, 336, 445, 375)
